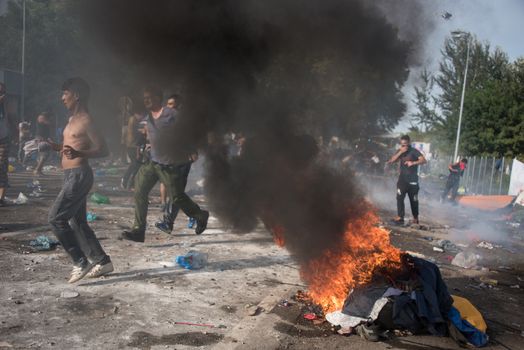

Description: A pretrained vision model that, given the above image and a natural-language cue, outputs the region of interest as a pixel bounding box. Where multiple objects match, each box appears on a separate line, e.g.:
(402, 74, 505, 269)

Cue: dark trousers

(0, 138, 9, 188)
(122, 147, 142, 189)
(397, 178, 419, 219)
(442, 177, 460, 202)
(48, 165, 109, 267)
(133, 161, 203, 230)
(164, 162, 192, 224)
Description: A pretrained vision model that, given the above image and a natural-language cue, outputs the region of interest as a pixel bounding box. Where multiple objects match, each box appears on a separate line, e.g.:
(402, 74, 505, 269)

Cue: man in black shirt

(387, 135, 426, 225)
(441, 158, 468, 203)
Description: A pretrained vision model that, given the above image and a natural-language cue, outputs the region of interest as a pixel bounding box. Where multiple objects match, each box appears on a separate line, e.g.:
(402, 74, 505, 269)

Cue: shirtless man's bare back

(48, 77, 113, 283)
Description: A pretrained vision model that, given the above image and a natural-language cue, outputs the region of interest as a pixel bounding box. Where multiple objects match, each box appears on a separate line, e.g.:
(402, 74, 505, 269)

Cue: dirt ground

(0, 162, 523, 350)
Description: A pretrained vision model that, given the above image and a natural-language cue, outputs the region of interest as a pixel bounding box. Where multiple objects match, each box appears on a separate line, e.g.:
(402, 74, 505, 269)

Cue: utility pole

(21, 0, 26, 121)
(452, 32, 471, 162)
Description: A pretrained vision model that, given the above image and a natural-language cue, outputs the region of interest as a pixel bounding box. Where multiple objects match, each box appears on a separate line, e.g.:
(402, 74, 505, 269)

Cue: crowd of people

(0, 78, 470, 283)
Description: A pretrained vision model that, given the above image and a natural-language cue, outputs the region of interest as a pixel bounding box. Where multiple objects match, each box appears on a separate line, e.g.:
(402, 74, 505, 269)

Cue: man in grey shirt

(121, 86, 209, 242)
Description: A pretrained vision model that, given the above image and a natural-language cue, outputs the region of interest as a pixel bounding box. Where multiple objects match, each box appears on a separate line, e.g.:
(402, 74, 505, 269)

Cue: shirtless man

(48, 77, 113, 283)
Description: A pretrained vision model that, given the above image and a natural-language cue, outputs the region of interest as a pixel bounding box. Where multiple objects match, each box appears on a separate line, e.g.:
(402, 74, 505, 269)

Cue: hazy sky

(396, 0, 524, 131)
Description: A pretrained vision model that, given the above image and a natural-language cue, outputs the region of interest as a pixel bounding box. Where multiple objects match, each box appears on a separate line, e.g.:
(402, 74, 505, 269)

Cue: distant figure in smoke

(159, 94, 179, 212)
(121, 86, 208, 242)
(0, 82, 17, 207)
(48, 77, 113, 283)
(33, 112, 53, 176)
(156, 93, 199, 232)
(18, 120, 31, 164)
(387, 135, 426, 225)
(121, 108, 147, 189)
(441, 158, 467, 204)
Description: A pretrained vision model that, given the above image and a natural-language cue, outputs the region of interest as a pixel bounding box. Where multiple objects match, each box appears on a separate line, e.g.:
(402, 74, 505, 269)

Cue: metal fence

(427, 155, 513, 195)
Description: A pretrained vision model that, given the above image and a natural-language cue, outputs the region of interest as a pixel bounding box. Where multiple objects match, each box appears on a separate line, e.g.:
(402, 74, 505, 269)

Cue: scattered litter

(404, 251, 426, 259)
(510, 285, 520, 289)
(29, 235, 60, 251)
(106, 168, 119, 175)
(451, 252, 480, 269)
(90, 192, 110, 204)
(479, 276, 498, 286)
(175, 250, 208, 270)
(497, 266, 513, 271)
(8, 164, 15, 172)
(436, 239, 459, 252)
(14, 192, 29, 205)
(303, 313, 317, 320)
(42, 165, 57, 171)
(433, 247, 444, 253)
(86, 212, 98, 222)
(508, 222, 521, 228)
(477, 241, 494, 250)
(95, 169, 106, 176)
(422, 236, 433, 241)
(278, 299, 293, 307)
(60, 291, 79, 298)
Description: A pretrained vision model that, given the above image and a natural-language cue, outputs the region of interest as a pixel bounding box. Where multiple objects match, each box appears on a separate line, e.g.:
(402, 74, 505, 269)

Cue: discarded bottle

(451, 251, 480, 269)
(175, 250, 208, 270)
(14, 192, 29, 204)
(187, 217, 196, 229)
(90, 192, 110, 204)
(106, 168, 120, 175)
(86, 212, 98, 222)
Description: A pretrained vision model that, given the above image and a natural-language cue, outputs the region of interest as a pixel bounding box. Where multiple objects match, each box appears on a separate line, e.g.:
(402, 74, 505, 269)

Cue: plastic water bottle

(175, 250, 208, 270)
(187, 217, 196, 228)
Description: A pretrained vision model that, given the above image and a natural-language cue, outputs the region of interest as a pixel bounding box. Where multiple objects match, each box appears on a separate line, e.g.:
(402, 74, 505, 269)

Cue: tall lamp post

(20, 0, 26, 121)
(452, 31, 471, 162)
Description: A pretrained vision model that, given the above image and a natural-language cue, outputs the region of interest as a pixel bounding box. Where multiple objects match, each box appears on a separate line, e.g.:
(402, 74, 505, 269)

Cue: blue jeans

(48, 165, 109, 267)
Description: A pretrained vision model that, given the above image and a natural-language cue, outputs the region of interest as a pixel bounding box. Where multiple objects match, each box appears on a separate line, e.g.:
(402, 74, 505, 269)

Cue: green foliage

(411, 32, 524, 158)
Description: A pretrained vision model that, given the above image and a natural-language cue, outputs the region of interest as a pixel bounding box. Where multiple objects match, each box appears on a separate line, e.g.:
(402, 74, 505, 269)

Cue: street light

(451, 31, 471, 162)
(21, 0, 26, 121)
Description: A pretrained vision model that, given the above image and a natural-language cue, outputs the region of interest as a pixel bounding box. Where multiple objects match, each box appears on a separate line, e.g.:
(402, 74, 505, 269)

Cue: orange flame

(299, 209, 401, 313)
(271, 225, 286, 247)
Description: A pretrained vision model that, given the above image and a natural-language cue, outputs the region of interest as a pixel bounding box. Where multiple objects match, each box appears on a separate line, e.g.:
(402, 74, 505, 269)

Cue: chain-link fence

(427, 155, 513, 195)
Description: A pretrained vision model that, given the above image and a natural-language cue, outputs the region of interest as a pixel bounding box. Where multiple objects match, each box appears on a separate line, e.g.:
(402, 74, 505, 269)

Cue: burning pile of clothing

(325, 254, 488, 347)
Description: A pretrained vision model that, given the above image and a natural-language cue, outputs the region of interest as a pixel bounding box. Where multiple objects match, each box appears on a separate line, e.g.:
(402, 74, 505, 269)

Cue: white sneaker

(85, 261, 114, 278)
(68, 264, 93, 283)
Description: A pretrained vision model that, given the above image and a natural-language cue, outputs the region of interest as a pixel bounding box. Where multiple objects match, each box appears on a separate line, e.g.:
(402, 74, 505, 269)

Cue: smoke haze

(80, 0, 432, 262)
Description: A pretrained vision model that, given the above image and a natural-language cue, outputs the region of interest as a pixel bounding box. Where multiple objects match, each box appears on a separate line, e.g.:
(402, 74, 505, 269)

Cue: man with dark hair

(121, 86, 209, 242)
(441, 158, 468, 204)
(121, 107, 147, 189)
(48, 77, 113, 283)
(387, 135, 426, 225)
(166, 94, 180, 110)
(0, 82, 17, 207)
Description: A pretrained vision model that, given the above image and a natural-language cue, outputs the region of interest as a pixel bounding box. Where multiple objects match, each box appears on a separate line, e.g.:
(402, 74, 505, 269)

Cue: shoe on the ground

(391, 217, 404, 226)
(155, 220, 173, 234)
(68, 264, 93, 283)
(119, 229, 145, 243)
(86, 261, 114, 278)
(412, 218, 419, 225)
(195, 210, 209, 235)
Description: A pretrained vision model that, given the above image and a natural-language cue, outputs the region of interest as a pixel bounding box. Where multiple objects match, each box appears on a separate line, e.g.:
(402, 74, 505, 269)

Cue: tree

(410, 68, 441, 132)
(429, 32, 522, 157)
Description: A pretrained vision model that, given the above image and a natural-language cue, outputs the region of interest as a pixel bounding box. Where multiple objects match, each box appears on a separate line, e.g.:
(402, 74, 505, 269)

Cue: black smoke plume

(80, 0, 429, 263)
